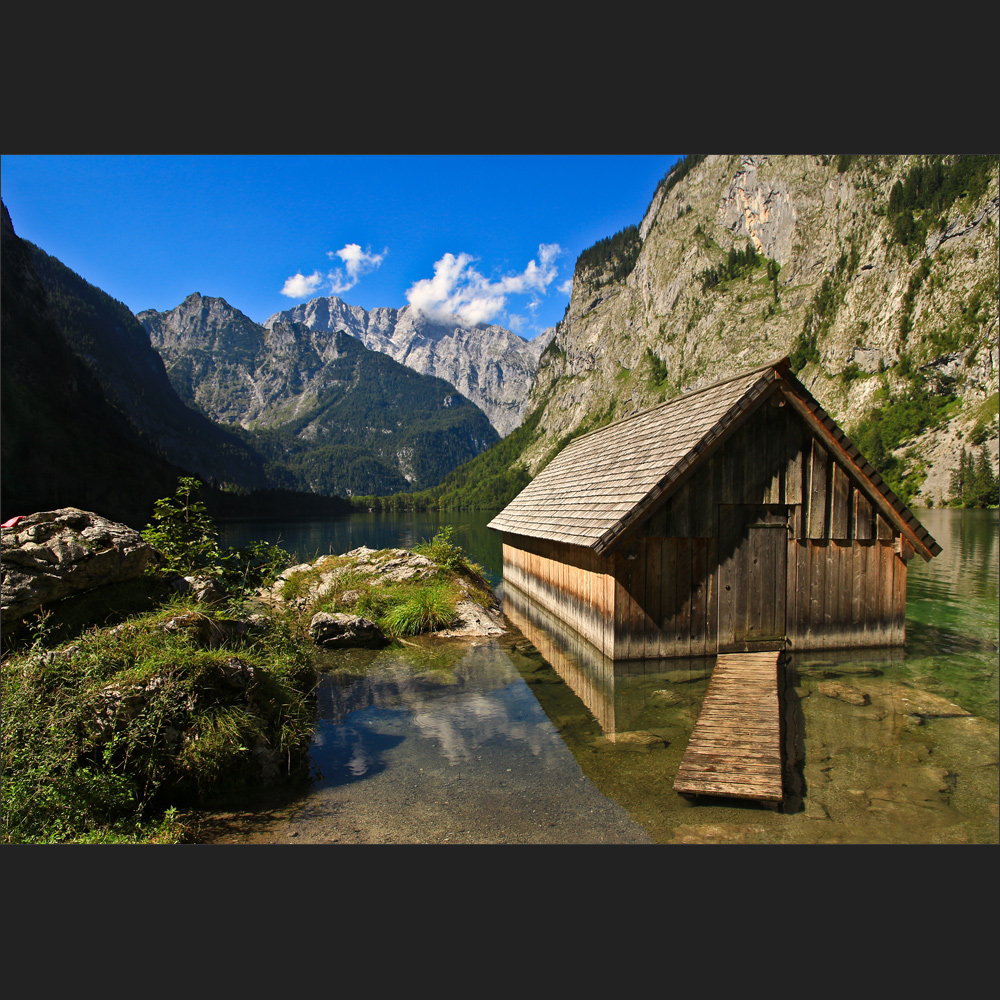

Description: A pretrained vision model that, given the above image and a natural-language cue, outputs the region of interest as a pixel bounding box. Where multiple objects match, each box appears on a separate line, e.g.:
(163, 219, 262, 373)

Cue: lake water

(217, 507, 999, 844)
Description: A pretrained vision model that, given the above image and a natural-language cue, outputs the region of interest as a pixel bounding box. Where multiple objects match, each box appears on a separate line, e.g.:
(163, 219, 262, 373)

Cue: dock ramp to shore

(673, 651, 783, 803)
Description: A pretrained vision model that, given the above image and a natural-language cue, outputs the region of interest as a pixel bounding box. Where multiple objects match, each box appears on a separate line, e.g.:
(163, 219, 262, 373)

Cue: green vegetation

(241, 333, 499, 497)
(900, 256, 932, 339)
(948, 446, 999, 507)
(969, 393, 999, 446)
(849, 371, 957, 503)
(645, 348, 670, 392)
(142, 477, 292, 597)
(352, 399, 548, 512)
(575, 225, 642, 287)
(381, 587, 461, 637)
(789, 247, 858, 373)
(303, 528, 493, 639)
(888, 154, 996, 254)
(697, 241, 760, 291)
(2, 479, 315, 844)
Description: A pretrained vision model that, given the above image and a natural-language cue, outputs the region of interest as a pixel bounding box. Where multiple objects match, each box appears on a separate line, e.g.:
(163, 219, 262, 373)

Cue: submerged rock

(817, 681, 871, 706)
(892, 686, 973, 718)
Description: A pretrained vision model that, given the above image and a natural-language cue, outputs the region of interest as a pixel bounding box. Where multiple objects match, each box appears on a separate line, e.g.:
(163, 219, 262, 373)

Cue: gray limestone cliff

(521, 154, 998, 507)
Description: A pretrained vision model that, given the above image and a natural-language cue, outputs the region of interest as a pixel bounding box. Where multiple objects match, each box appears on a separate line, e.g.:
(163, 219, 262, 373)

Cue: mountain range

(263, 296, 551, 436)
(2, 154, 997, 525)
(137, 293, 501, 495)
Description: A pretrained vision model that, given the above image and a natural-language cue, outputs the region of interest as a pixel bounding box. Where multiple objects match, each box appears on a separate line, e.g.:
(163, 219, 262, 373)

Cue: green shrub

(143, 477, 291, 597)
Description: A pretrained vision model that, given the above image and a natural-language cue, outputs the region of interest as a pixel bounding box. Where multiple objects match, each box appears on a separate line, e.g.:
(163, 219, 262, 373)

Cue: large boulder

(1, 508, 158, 626)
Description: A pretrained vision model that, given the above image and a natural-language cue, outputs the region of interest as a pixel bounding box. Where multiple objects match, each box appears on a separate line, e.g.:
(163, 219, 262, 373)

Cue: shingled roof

(489, 357, 940, 561)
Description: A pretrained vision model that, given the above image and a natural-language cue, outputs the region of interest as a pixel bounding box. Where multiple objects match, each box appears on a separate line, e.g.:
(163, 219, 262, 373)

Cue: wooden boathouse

(489, 357, 940, 660)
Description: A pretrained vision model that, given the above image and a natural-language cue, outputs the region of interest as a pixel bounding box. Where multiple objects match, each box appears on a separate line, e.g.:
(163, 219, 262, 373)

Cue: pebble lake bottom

(207, 507, 998, 845)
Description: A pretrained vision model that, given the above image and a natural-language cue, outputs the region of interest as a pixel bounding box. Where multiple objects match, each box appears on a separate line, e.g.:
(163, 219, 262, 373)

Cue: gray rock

(1, 508, 157, 626)
(170, 574, 227, 605)
(309, 612, 388, 648)
(263, 297, 549, 436)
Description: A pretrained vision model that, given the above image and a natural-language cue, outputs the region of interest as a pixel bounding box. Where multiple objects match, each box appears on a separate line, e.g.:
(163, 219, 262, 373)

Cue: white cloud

(406, 243, 564, 325)
(280, 243, 387, 299)
(280, 271, 325, 298)
(327, 243, 387, 294)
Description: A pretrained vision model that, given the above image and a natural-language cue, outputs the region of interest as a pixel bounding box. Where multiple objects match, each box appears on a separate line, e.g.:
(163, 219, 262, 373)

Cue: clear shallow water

(218, 508, 998, 844)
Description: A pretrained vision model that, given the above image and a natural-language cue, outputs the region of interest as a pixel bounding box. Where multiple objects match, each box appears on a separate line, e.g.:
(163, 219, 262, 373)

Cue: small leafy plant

(143, 477, 291, 597)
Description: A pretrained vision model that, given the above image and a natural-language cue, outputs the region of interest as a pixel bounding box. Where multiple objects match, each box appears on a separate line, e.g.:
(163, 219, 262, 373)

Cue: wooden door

(718, 504, 789, 652)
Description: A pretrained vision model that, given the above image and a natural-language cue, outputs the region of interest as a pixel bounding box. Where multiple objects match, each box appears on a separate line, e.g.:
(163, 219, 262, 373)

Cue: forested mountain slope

(1, 202, 197, 524)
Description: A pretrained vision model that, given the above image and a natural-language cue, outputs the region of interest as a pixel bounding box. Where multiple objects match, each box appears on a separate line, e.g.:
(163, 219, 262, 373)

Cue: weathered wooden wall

(611, 537, 718, 659)
(786, 539, 907, 648)
(501, 534, 615, 656)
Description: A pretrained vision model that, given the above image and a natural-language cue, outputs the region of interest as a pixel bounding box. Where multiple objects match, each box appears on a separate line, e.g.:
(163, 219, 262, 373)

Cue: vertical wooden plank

(644, 536, 662, 658)
(840, 540, 855, 646)
(862, 541, 877, 643)
(798, 427, 812, 538)
(729, 429, 745, 504)
(772, 518, 787, 642)
(809, 439, 828, 539)
(785, 536, 798, 648)
(855, 492, 873, 540)
(877, 514, 893, 540)
(675, 536, 692, 656)
(745, 420, 762, 504)
(794, 541, 810, 647)
(705, 536, 718, 652)
(689, 537, 707, 656)
(785, 438, 803, 506)
(664, 537, 680, 655)
(809, 540, 826, 647)
(871, 542, 889, 644)
(891, 550, 907, 646)
(717, 506, 735, 651)
(851, 542, 865, 644)
(832, 465, 850, 539)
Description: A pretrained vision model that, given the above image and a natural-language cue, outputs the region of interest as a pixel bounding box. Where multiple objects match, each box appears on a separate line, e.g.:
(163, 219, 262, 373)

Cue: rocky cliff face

(265, 296, 552, 437)
(523, 154, 999, 506)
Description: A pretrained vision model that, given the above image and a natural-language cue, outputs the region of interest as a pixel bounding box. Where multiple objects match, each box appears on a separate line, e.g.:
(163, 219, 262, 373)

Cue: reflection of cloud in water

(409, 682, 565, 767)
(318, 642, 572, 773)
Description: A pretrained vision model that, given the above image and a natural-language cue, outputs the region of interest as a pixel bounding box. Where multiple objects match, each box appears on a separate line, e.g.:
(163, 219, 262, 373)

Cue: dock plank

(673, 651, 783, 802)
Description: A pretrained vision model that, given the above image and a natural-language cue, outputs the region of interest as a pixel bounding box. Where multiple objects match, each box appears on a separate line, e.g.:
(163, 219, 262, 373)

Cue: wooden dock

(673, 651, 783, 802)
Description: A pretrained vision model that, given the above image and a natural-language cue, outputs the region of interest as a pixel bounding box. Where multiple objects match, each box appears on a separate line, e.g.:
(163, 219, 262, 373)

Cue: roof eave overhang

(594, 365, 940, 562)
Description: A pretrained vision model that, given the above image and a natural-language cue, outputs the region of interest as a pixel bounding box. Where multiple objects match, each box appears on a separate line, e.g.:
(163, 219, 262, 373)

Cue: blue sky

(1, 154, 679, 339)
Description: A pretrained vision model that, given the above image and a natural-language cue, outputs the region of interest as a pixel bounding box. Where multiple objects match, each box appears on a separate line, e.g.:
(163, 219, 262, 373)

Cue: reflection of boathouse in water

(489, 358, 940, 660)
